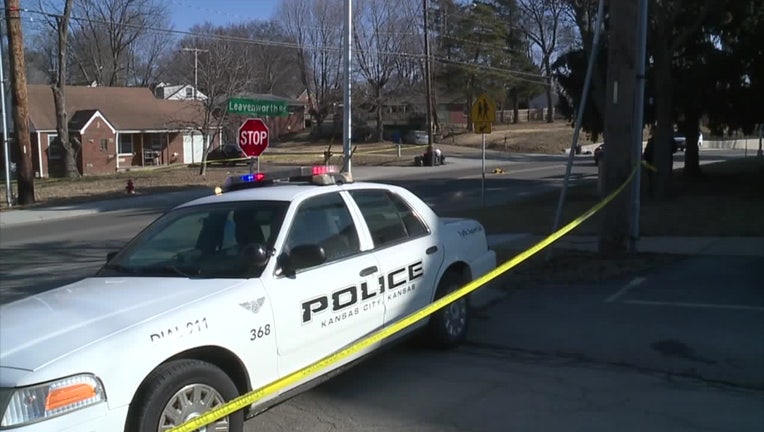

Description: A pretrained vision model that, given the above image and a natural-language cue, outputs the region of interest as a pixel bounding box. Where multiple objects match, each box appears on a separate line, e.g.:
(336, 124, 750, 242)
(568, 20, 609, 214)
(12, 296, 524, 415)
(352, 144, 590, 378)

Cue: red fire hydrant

(126, 179, 135, 195)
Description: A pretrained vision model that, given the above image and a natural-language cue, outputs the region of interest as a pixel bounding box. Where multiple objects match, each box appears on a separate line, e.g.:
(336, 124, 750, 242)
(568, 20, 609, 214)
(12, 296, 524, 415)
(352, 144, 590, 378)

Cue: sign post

(471, 94, 496, 206)
(238, 118, 270, 173)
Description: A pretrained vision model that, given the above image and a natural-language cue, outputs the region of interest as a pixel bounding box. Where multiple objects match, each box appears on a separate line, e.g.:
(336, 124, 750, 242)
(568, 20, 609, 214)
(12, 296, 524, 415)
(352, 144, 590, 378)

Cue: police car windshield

(99, 201, 289, 279)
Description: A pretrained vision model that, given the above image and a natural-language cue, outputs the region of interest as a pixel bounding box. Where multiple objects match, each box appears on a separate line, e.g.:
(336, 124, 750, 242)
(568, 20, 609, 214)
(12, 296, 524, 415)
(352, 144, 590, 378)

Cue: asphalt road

(0, 151, 603, 301)
(1, 148, 761, 431)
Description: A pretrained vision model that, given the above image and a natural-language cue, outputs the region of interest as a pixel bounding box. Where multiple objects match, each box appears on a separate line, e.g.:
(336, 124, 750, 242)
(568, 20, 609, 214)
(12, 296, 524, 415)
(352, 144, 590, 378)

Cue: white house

(154, 82, 208, 101)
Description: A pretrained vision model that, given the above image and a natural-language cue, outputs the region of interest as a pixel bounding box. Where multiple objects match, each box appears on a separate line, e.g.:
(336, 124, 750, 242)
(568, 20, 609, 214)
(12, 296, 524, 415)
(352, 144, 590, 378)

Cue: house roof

(69, 109, 99, 131)
(27, 85, 208, 132)
(160, 84, 207, 100)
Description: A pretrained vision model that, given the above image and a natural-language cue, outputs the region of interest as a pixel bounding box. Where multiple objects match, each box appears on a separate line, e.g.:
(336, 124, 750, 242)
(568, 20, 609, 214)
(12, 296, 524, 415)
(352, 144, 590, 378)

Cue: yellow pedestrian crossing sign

(474, 122, 492, 134)
(471, 94, 496, 124)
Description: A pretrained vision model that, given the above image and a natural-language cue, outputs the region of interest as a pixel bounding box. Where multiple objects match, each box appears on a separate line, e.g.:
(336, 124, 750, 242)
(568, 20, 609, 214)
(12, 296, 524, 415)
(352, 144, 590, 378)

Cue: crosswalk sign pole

(481, 132, 486, 207)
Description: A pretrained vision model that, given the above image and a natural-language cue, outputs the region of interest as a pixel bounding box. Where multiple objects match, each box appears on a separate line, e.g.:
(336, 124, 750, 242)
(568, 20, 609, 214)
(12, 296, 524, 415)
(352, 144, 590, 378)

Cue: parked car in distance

(673, 132, 704, 152)
(405, 130, 430, 145)
(594, 144, 604, 165)
(672, 134, 686, 153)
(207, 144, 249, 165)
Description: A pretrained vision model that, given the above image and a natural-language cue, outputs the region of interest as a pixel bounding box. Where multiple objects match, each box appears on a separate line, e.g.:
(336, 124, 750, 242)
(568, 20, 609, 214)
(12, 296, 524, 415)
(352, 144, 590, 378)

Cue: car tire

(127, 359, 243, 432)
(427, 270, 469, 349)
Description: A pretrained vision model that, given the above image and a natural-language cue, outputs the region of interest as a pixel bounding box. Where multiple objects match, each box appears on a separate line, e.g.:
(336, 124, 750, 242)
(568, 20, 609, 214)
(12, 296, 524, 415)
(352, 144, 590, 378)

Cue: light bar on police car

(221, 165, 347, 192)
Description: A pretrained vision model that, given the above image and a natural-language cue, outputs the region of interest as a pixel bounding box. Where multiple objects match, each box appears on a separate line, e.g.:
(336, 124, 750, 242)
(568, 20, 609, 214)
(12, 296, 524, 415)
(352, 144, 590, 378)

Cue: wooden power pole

(4, 0, 34, 204)
(599, 0, 637, 254)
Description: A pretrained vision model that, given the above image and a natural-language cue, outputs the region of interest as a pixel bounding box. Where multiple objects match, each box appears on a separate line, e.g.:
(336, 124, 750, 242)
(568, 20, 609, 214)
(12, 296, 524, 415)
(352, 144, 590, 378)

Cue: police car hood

(0, 277, 246, 372)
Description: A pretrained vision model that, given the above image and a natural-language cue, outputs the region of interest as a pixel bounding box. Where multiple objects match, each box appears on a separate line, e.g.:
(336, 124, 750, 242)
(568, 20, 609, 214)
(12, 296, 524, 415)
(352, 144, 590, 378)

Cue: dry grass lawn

(440, 121, 594, 154)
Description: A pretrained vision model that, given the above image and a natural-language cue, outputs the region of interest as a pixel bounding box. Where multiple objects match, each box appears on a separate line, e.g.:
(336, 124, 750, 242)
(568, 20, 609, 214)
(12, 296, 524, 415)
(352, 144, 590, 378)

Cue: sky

(168, 0, 281, 31)
(19, 0, 280, 32)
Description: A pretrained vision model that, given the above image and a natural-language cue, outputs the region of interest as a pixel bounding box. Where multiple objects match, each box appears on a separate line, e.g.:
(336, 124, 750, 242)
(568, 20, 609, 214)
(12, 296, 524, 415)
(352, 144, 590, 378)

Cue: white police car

(0, 166, 496, 431)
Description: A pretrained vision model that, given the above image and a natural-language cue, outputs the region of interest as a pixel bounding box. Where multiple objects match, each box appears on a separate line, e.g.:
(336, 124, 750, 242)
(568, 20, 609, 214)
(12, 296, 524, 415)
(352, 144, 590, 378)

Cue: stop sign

(238, 118, 270, 157)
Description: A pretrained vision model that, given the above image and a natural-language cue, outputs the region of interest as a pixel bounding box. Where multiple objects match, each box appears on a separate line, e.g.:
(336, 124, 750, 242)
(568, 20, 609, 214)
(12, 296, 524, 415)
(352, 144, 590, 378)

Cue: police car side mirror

(240, 243, 269, 267)
(277, 244, 327, 276)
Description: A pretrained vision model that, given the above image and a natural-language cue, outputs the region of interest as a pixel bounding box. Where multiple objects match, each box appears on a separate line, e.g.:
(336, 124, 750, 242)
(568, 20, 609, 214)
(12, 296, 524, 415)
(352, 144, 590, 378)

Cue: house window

(186, 87, 193, 99)
(151, 134, 162, 150)
(48, 135, 63, 159)
(100, 138, 108, 152)
(119, 134, 134, 154)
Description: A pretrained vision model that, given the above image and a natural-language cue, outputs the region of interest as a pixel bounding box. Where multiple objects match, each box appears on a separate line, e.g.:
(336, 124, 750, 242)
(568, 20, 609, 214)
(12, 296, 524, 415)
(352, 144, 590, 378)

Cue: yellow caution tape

(641, 160, 657, 172)
(201, 145, 428, 165)
(353, 144, 428, 156)
(169, 164, 639, 432)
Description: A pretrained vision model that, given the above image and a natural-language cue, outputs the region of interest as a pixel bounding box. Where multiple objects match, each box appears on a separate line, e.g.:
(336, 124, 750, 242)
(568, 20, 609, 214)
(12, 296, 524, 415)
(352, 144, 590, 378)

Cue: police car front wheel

(427, 270, 469, 349)
(127, 359, 244, 432)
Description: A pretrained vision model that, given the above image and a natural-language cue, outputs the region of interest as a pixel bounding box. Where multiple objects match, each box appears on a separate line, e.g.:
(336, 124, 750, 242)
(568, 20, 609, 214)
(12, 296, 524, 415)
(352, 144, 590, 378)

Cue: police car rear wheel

(428, 271, 469, 349)
(129, 359, 243, 432)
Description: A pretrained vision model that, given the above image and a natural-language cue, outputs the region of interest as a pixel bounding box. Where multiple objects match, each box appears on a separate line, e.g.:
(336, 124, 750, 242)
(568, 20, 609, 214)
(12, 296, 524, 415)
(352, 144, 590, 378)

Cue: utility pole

(4, 0, 34, 205)
(423, 0, 434, 165)
(182, 47, 208, 100)
(629, 0, 649, 250)
(1, 19, 13, 206)
(341, 0, 353, 174)
(599, 0, 637, 254)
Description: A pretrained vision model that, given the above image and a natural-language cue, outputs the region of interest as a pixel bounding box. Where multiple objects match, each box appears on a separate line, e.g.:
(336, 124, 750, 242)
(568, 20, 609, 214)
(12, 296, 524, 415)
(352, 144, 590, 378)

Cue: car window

(349, 189, 430, 249)
(101, 201, 288, 278)
(284, 193, 360, 268)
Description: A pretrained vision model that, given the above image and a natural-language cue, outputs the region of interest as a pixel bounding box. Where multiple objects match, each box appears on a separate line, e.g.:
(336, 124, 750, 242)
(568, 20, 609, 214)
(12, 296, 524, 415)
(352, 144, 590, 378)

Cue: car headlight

(0, 374, 106, 428)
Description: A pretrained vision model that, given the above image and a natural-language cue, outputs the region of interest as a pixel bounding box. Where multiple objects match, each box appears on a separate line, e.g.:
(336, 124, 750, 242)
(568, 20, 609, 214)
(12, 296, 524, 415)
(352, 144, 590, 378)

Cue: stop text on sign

(240, 130, 268, 146)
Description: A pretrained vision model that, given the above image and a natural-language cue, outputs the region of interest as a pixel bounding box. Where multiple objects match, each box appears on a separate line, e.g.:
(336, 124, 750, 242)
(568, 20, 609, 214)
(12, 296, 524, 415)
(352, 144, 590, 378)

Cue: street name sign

(228, 98, 288, 117)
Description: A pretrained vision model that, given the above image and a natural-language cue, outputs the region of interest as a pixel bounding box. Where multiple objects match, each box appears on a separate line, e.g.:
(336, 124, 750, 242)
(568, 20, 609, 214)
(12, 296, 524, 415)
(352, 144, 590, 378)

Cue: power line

(18, 6, 546, 83)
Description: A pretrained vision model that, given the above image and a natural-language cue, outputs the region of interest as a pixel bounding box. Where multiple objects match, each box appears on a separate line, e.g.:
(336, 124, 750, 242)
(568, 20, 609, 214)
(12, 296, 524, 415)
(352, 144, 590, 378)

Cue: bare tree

(69, 0, 169, 86)
(176, 23, 251, 175)
(51, 0, 80, 177)
(278, 0, 344, 136)
(127, 15, 175, 87)
(36, 0, 79, 176)
(353, 0, 418, 141)
(243, 21, 302, 95)
(24, 26, 58, 85)
(519, 0, 566, 122)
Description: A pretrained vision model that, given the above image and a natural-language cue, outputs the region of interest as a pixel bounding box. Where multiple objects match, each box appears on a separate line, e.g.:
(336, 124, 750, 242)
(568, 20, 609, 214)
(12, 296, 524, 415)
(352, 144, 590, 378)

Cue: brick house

(23, 85, 218, 177)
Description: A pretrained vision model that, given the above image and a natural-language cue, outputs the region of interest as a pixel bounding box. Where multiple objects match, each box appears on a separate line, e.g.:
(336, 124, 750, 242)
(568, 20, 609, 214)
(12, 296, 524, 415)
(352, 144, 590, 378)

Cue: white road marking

(605, 276, 646, 303)
(622, 300, 764, 312)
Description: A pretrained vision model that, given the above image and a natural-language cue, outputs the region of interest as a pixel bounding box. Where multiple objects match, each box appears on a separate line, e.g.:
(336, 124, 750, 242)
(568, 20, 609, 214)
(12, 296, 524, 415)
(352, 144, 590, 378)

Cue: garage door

(183, 133, 205, 164)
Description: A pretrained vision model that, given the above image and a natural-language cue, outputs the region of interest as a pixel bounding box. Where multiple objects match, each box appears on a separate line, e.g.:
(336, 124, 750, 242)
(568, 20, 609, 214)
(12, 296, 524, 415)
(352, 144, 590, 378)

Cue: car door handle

(360, 266, 378, 277)
(426, 246, 438, 255)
